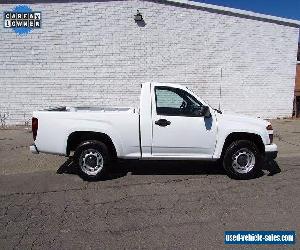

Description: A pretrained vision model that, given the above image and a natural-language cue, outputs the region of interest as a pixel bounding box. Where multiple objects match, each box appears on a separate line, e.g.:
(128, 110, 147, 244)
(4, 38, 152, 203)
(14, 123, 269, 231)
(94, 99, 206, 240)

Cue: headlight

(266, 124, 273, 130)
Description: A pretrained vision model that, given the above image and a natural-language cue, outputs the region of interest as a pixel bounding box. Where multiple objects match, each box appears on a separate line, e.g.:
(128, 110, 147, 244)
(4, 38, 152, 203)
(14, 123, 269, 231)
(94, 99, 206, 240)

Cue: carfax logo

(4, 5, 41, 35)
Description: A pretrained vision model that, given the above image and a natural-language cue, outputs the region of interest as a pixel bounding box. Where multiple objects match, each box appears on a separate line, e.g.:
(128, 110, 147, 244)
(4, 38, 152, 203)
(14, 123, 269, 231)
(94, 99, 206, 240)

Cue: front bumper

(265, 144, 278, 160)
(30, 144, 39, 154)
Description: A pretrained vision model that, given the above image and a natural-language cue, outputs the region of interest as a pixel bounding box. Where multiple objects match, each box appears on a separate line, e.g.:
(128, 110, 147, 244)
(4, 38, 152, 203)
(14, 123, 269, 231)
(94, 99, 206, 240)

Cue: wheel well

(221, 132, 265, 159)
(67, 131, 117, 158)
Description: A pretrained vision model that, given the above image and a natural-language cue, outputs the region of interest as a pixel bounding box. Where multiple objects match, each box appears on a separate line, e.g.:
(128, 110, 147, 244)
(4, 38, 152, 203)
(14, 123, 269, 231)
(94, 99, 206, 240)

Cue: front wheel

(223, 140, 262, 179)
(74, 140, 110, 180)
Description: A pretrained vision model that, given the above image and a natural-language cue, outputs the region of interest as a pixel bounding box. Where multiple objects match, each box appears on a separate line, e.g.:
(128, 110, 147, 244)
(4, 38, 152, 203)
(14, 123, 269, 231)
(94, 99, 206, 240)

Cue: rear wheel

(223, 140, 262, 179)
(74, 140, 110, 180)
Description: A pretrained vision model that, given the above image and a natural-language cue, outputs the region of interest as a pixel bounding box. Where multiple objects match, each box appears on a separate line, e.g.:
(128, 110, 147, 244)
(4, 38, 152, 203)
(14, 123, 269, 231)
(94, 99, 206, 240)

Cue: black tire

(223, 140, 262, 180)
(74, 140, 110, 180)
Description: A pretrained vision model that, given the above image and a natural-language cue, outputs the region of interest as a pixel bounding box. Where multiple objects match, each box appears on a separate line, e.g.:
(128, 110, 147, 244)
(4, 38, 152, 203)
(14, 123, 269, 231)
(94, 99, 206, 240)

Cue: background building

(1, 0, 299, 124)
(295, 58, 300, 117)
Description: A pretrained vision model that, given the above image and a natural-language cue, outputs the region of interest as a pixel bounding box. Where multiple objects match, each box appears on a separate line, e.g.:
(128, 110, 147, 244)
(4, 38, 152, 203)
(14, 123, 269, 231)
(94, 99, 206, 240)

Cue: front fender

(213, 120, 268, 159)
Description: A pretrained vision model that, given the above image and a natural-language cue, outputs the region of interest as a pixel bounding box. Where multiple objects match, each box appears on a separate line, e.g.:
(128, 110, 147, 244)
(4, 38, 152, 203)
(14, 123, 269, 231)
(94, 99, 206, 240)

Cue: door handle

(155, 119, 171, 127)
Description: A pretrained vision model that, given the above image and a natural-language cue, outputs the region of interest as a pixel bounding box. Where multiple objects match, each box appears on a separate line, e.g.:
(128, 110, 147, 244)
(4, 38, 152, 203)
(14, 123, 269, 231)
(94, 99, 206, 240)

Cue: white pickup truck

(30, 82, 277, 179)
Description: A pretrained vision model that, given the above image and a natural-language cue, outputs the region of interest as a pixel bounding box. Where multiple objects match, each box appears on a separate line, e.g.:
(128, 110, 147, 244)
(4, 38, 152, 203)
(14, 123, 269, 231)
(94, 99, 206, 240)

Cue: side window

(156, 89, 184, 109)
(155, 86, 203, 116)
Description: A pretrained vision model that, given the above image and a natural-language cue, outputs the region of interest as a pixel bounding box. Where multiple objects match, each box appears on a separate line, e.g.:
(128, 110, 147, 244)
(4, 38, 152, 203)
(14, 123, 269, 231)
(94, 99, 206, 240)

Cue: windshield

(185, 87, 222, 114)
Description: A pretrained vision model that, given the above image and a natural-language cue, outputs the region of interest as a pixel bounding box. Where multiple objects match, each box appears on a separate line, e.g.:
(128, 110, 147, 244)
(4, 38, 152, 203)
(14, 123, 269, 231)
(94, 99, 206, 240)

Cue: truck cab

(140, 82, 217, 159)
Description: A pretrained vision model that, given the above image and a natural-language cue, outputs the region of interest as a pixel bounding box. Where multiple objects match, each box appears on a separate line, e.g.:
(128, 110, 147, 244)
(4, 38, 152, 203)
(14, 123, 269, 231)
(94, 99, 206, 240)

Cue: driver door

(151, 85, 217, 158)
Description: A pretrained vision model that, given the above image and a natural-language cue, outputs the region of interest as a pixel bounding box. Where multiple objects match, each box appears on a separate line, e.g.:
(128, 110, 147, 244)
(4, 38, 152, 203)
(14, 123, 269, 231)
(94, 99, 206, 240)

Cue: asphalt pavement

(0, 119, 299, 249)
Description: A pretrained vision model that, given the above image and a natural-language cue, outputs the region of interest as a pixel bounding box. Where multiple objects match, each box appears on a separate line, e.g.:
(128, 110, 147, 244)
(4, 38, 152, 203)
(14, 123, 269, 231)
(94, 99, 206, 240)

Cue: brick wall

(0, 0, 299, 124)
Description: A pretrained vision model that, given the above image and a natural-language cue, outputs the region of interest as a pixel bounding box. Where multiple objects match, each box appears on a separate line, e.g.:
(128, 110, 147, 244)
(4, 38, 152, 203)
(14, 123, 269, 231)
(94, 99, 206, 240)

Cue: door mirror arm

(199, 106, 211, 118)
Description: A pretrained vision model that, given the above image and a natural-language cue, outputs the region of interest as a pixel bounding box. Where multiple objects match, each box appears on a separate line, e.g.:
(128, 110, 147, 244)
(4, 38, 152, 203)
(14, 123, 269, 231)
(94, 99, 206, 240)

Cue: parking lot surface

(0, 119, 299, 249)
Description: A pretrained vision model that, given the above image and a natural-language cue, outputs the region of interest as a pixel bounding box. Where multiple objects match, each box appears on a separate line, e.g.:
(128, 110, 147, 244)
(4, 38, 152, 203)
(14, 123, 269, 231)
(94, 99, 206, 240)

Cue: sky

(194, 0, 300, 21)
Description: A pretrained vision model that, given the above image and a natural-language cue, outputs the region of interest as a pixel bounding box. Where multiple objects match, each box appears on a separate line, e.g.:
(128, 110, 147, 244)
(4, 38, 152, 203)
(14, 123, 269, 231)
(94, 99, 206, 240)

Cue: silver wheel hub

(232, 148, 255, 174)
(79, 149, 103, 176)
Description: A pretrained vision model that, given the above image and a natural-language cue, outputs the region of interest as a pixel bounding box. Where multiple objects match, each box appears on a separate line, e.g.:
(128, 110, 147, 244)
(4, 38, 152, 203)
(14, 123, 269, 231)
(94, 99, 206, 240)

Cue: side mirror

(200, 105, 211, 118)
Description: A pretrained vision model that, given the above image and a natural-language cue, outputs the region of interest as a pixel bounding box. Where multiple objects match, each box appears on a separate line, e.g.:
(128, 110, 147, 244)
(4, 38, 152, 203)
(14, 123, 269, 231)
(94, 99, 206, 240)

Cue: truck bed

(33, 106, 140, 157)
